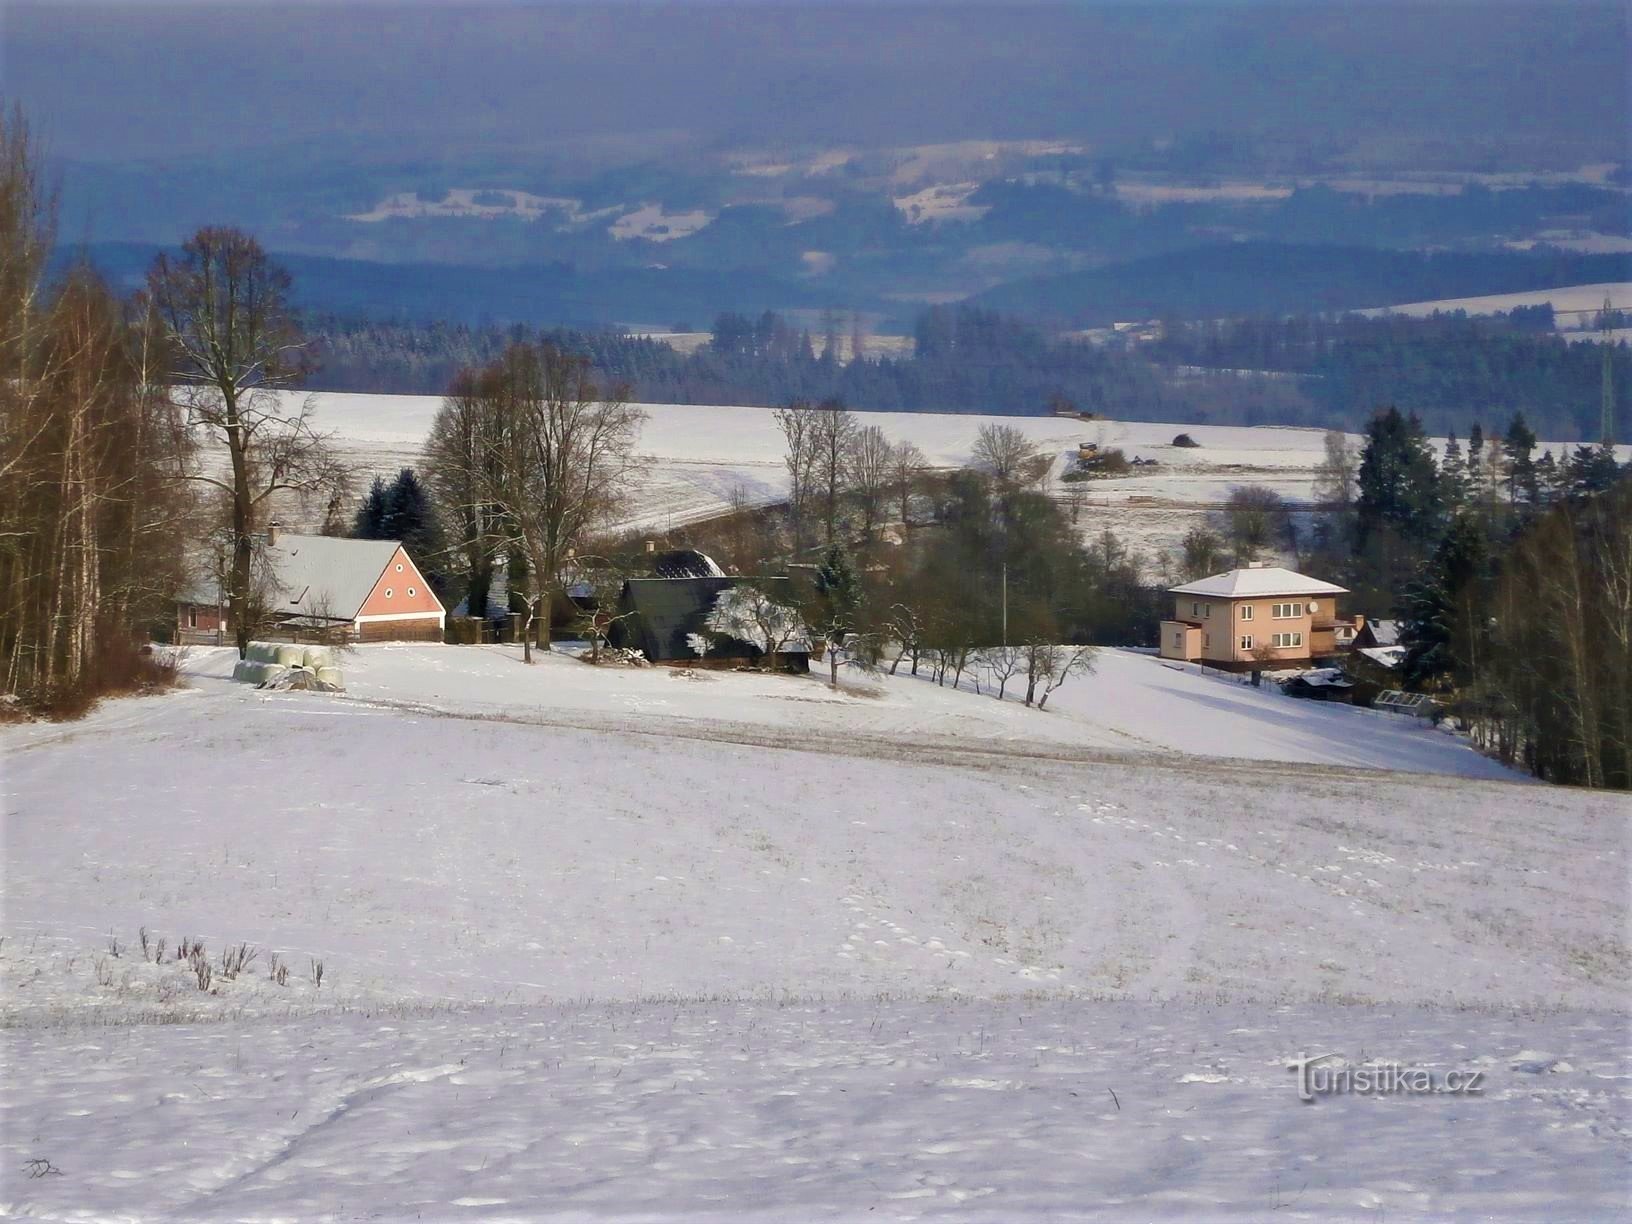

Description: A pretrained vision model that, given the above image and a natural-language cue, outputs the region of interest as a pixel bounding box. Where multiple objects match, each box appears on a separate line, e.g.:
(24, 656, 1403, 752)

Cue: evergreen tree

(1534, 449, 1559, 506)
(1355, 407, 1443, 549)
(382, 468, 445, 588)
(1466, 422, 1485, 500)
(1441, 429, 1468, 509)
(1399, 514, 1492, 694)
(811, 542, 866, 687)
(1352, 407, 1443, 610)
(1501, 413, 1539, 509)
(1566, 444, 1623, 498)
(353, 476, 389, 538)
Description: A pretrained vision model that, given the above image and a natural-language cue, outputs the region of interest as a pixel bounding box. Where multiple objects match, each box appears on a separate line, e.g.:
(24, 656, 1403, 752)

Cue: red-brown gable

(357, 546, 444, 619)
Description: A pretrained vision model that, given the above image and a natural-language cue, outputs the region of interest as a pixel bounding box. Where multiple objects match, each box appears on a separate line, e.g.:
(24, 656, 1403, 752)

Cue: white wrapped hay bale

(314, 666, 345, 691)
(245, 642, 281, 664)
(274, 644, 306, 668)
(301, 645, 335, 670)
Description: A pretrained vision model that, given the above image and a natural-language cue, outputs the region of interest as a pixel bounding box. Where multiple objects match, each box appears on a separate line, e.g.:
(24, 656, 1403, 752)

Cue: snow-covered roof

(1289, 668, 1354, 688)
(266, 534, 403, 621)
(1169, 566, 1348, 599)
(1359, 646, 1407, 669)
(1364, 619, 1401, 647)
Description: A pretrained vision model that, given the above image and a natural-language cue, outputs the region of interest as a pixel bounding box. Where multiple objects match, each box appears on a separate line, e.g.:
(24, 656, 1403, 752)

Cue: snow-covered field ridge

(2, 646, 1627, 1219)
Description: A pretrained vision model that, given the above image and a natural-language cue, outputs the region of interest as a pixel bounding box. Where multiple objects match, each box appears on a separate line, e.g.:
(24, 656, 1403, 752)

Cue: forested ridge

(303, 306, 1627, 439)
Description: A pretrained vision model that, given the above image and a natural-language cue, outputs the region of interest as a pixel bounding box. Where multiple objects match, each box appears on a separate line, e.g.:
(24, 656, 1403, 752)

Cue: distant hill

(969, 244, 1632, 326)
(52, 242, 852, 329)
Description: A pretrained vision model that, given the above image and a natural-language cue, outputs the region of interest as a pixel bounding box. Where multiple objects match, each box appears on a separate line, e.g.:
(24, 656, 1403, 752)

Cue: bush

(17, 638, 180, 721)
(1172, 433, 1201, 448)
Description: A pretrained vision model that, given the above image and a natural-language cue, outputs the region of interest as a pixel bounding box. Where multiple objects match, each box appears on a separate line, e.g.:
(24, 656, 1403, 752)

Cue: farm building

(175, 526, 445, 643)
(607, 576, 809, 670)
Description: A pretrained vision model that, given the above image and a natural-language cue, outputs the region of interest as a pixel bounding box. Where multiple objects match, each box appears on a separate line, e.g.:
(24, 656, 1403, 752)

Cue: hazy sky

(6, 1, 1629, 166)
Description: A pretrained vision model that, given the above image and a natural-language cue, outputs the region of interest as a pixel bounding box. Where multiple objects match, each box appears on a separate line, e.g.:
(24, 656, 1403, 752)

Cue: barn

(175, 526, 446, 643)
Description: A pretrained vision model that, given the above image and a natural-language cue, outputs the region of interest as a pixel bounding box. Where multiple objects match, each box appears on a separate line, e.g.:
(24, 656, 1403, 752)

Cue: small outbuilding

(607, 576, 808, 670)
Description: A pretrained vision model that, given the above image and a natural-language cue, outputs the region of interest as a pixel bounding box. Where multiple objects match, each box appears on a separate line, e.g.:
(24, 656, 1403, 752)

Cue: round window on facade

(407, 587, 416, 598)
(384, 588, 393, 599)
(396, 563, 404, 572)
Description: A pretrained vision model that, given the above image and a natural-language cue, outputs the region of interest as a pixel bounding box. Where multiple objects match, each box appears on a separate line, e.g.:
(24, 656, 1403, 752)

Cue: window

(1203, 634, 1210, 650)
(1272, 602, 1303, 619)
(1272, 632, 1303, 648)
(1203, 603, 1212, 619)
(384, 588, 393, 599)
(1239, 635, 1253, 651)
(1173, 632, 1183, 648)
(1239, 605, 1254, 620)
(1190, 601, 1201, 617)
(406, 587, 416, 598)
(395, 563, 404, 573)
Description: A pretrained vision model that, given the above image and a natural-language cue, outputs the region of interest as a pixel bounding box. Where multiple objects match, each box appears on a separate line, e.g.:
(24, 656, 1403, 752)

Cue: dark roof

(650, 549, 725, 579)
(1356, 619, 1400, 648)
(610, 576, 798, 661)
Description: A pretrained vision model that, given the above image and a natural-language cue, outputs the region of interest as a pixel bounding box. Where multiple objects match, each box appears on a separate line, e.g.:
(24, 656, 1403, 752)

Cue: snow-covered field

(278, 389, 1343, 560)
(271, 389, 1630, 564)
(3, 646, 1628, 1218)
(1365, 280, 1632, 326)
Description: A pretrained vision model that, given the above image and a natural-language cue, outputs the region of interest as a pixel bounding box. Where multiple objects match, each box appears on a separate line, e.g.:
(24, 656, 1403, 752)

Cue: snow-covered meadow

(3, 645, 1628, 1218)
(269, 388, 1632, 563)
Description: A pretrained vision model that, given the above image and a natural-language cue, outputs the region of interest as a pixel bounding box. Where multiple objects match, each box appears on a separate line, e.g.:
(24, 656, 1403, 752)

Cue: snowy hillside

(3, 646, 1626, 1217)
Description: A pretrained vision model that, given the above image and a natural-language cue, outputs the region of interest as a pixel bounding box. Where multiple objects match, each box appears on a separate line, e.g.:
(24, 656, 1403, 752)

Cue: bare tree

(847, 424, 893, 541)
(882, 600, 927, 675)
(1217, 485, 1292, 563)
(466, 342, 645, 661)
(811, 398, 857, 545)
(424, 367, 505, 623)
(972, 422, 1049, 489)
(773, 400, 819, 550)
(888, 440, 927, 528)
(1312, 429, 1358, 508)
(148, 228, 342, 657)
(1036, 645, 1097, 709)
(979, 644, 1025, 700)
(1, 109, 194, 703)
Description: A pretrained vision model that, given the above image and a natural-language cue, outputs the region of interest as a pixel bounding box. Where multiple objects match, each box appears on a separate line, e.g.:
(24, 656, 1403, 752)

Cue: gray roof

(267, 535, 402, 621)
(1365, 619, 1401, 647)
(1170, 566, 1347, 599)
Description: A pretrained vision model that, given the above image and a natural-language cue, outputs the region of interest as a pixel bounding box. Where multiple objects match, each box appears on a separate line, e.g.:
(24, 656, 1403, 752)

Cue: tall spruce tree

(1399, 515, 1492, 694)
(1501, 413, 1539, 510)
(353, 476, 389, 538)
(1441, 429, 1468, 509)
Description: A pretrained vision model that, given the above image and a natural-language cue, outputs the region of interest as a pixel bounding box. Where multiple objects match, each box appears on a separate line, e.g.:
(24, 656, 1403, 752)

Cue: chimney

(267, 521, 281, 547)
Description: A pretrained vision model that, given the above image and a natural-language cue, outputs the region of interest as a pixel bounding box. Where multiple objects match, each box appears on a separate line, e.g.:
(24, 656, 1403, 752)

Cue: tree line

(300, 303, 1624, 440)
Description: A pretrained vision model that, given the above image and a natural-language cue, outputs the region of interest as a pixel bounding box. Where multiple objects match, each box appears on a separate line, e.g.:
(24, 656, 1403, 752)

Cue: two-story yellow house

(1159, 564, 1359, 670)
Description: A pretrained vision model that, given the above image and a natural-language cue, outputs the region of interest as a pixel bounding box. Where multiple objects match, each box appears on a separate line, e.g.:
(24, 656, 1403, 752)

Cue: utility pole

(1602, 295, 1616, 449)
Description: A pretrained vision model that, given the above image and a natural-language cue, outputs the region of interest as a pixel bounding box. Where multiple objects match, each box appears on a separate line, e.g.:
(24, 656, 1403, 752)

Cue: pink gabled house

(176, 525, 445, 642)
